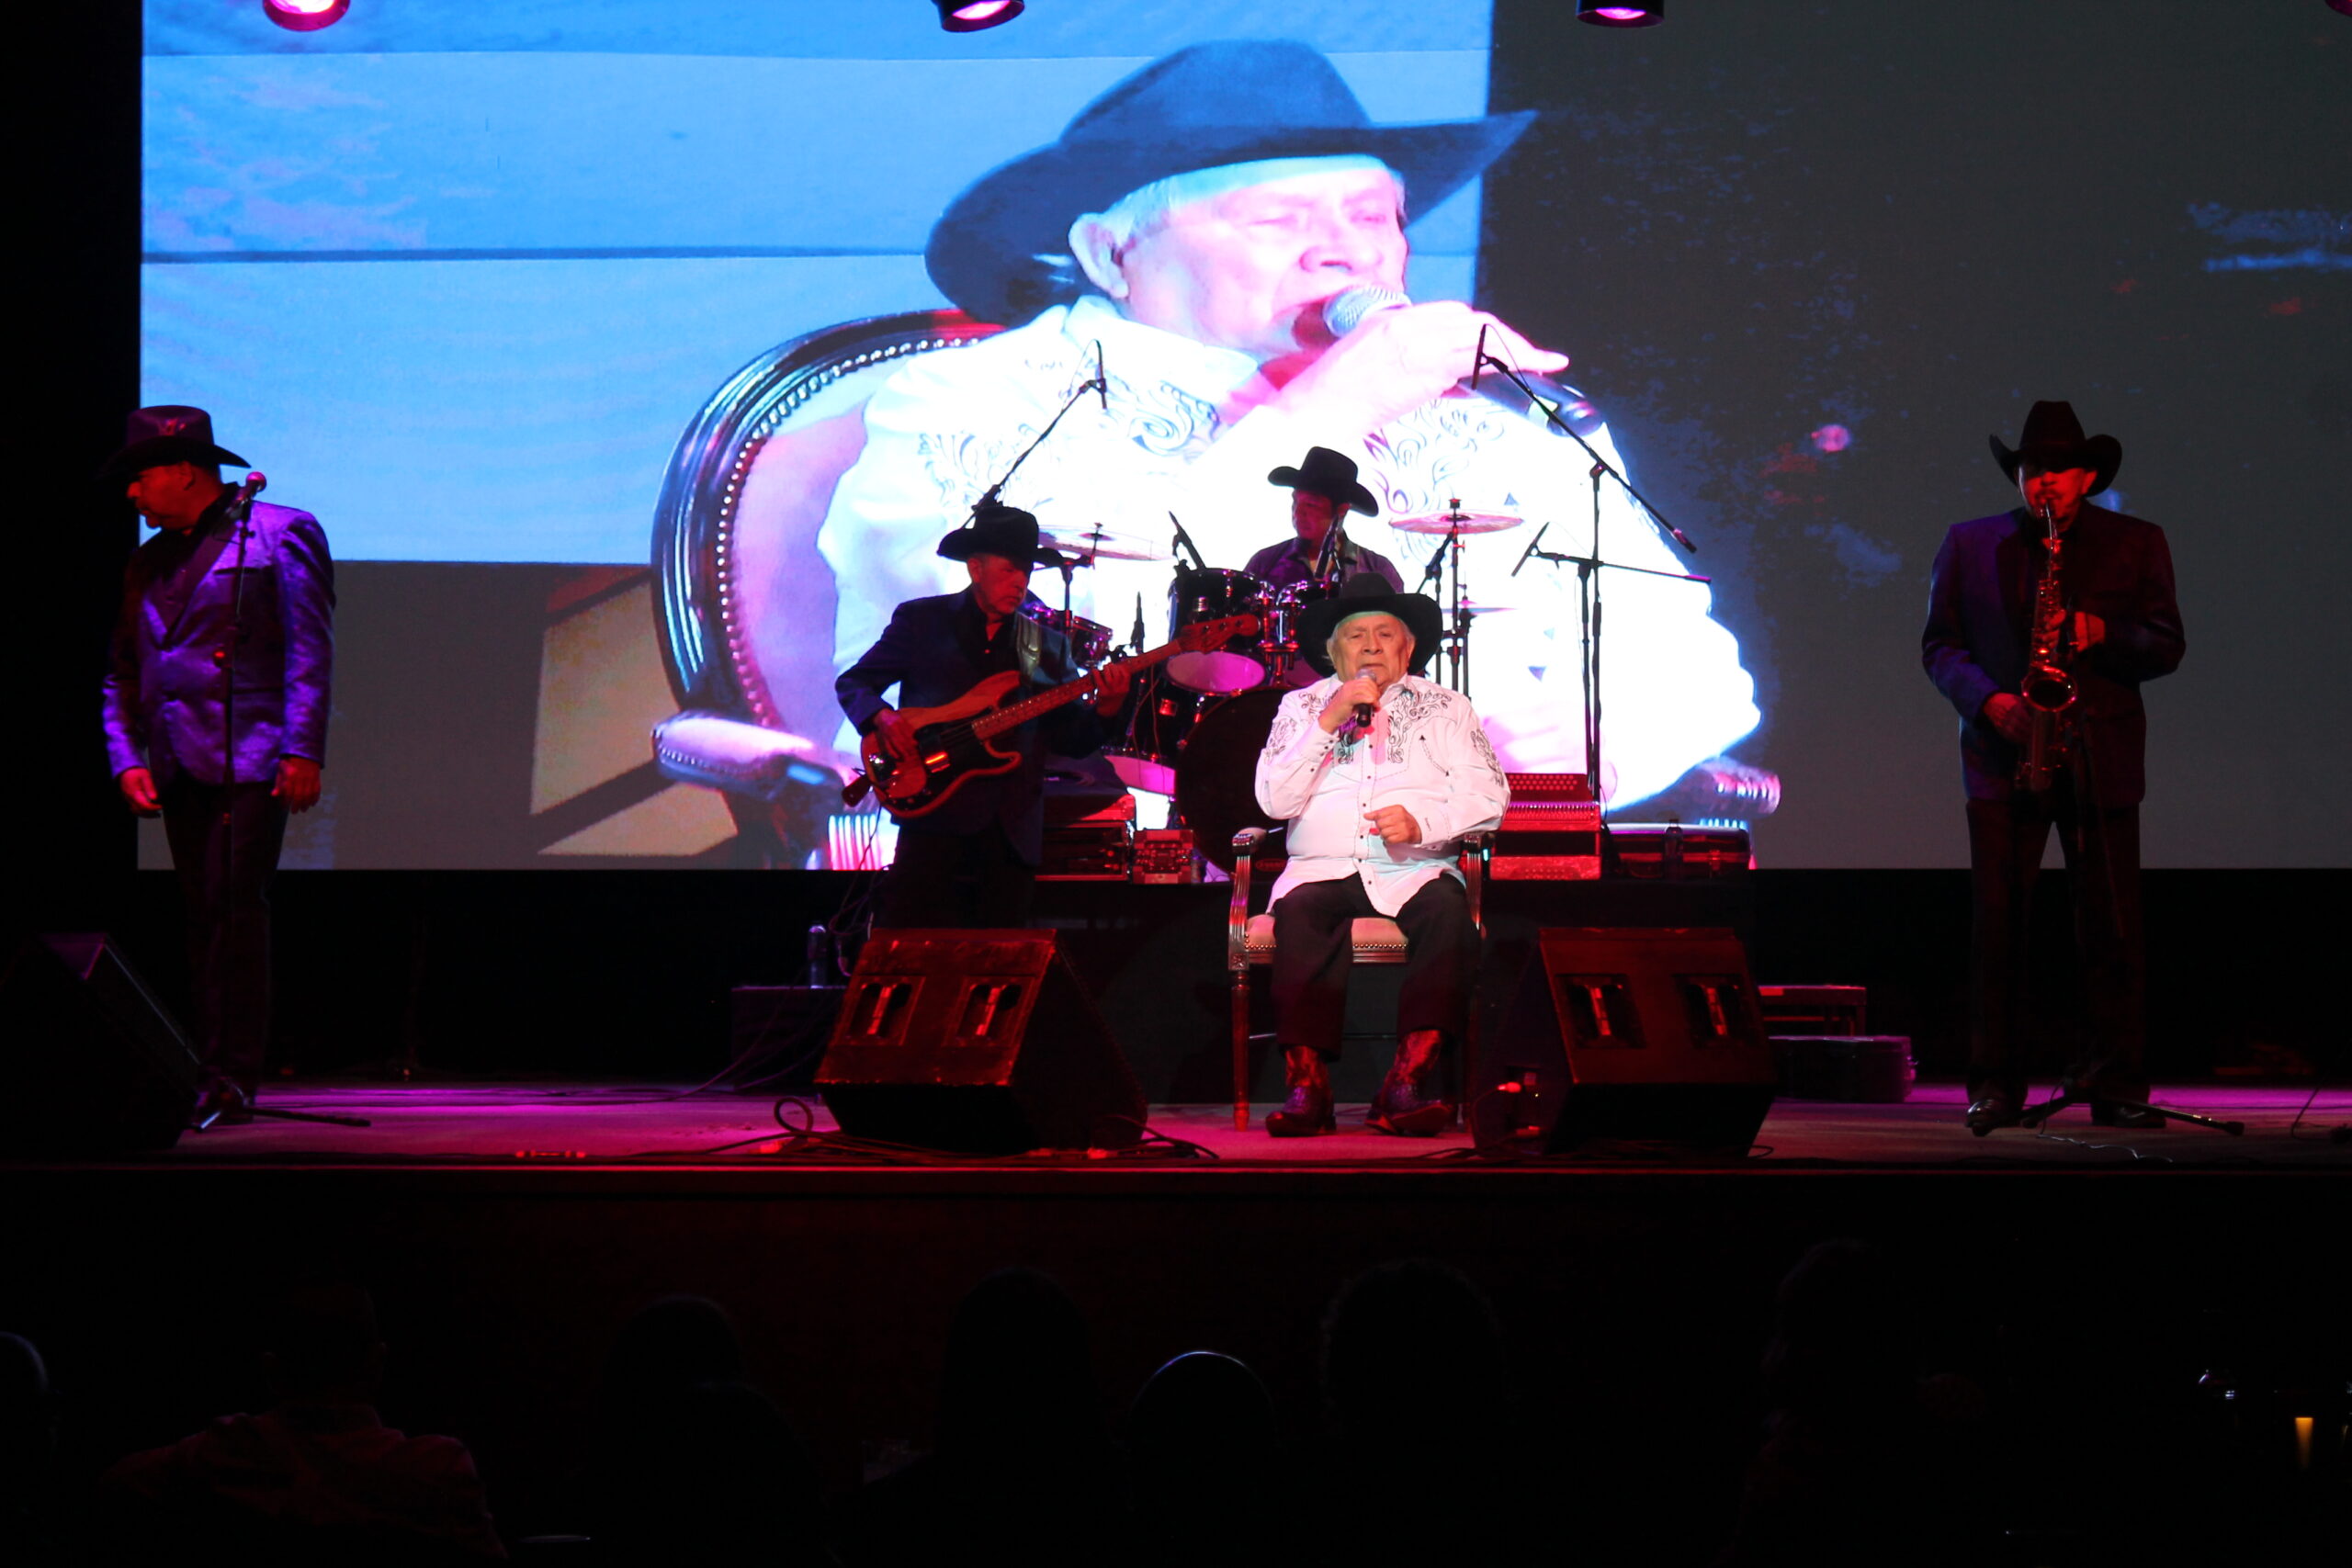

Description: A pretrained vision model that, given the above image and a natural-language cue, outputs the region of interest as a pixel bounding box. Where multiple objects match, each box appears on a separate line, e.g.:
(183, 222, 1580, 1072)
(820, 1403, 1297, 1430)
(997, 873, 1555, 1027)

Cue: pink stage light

(263, 0, 350, 32)
(936, 0, 1026, 33)
(1578, 1, 1666, 26)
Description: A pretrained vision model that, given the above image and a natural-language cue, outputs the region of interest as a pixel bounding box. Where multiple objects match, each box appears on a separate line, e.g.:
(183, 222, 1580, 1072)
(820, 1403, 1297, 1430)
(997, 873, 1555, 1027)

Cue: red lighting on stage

(263, 0, 350, 32)
(936, 0, 1025, 33)
(1578, 1, 1665, 25)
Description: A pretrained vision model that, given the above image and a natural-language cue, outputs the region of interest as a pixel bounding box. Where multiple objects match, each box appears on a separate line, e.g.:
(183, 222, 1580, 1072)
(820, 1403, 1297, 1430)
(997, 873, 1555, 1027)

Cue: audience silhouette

(98, 1281, 503, 1563)
(1123, 1349, 1281, 1567)
(573, 1293, 825, 1565)
(831, 1268, 1125, 1568)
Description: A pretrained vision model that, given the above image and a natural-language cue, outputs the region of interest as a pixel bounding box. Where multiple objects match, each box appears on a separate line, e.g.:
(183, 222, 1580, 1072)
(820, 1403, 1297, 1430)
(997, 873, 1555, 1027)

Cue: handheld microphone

(1320, 287, 1602, 438)
(1352, 700, 1374, 731)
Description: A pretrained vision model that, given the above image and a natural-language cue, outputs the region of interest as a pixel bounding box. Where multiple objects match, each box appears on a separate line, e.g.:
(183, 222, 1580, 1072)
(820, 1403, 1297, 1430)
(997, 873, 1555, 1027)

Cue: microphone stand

(968, 369, 1106, 518)
(1479, 352, 1707, 807)
(197, 475, 368, 1131)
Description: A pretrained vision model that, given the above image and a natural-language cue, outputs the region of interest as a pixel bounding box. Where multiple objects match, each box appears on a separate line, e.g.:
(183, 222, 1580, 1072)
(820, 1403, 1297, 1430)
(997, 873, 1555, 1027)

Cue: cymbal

(1390, 508, 1525, 536)
(1046, 528, 1170, 562)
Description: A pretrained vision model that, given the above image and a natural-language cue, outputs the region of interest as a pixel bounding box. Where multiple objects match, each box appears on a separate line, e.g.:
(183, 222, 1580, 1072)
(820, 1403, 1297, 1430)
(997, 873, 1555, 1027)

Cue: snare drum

(1019, 604, 1114, 666)
(1166, 568, 1268, 694)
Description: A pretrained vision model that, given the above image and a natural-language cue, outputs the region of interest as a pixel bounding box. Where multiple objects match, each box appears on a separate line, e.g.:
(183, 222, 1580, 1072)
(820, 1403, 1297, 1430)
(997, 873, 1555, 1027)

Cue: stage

(46, 1078, 2351, 1171)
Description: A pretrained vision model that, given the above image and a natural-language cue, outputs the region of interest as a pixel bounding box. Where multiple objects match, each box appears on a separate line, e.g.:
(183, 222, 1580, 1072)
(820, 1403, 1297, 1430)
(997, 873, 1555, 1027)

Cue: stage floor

(96, 1079, 2352, 1170)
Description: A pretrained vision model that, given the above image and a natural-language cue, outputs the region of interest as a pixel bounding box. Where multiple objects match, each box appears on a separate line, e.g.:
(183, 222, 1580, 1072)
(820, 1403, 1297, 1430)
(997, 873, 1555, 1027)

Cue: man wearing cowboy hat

(1252, 574, 1510, 1136)
(815, 39, 1758, 808)
(99, 405, 334, 1125)
(837, 503, 1130, 930)
(1247, 446, 1405, 688)
(1924, 401, 2185, 1134)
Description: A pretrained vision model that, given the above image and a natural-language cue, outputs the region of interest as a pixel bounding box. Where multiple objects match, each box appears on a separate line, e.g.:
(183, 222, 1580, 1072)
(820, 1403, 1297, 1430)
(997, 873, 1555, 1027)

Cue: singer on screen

(815, 39, 1758, 806)
(100, 405, 334, 1127)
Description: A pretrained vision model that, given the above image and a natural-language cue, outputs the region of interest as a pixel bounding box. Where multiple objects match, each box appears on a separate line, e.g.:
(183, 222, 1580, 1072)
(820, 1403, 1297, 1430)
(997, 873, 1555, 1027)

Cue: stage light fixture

(935, 0, 1024, 32)
(1577, 1, 1665, 26)
(263, 0, 350, 31)
(2330, 0, 2352, 18)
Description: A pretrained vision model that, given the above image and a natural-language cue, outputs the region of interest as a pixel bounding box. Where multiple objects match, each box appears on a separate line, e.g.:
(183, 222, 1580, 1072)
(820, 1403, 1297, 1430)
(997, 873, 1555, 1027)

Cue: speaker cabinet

(817, 930, 1146, 1154)
(0, 934, 202, 1154)
(1473, 927, 1776, 1156)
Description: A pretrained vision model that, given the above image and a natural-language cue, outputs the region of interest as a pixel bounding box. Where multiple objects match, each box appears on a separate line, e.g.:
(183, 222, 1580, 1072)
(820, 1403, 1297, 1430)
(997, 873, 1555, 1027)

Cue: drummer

(1245, 447, 1406, 687)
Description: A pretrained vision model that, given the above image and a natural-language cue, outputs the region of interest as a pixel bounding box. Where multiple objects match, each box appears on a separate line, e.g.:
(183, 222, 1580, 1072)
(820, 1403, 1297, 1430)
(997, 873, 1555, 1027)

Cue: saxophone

(2015, 503, 2076, 793)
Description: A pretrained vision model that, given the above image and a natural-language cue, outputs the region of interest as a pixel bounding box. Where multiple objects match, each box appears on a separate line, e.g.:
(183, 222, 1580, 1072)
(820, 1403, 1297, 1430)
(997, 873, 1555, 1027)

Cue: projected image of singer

(1252, 576, 1508, 1137)
(817, 39, 1759, 805)
(99, 406, 334, 1128)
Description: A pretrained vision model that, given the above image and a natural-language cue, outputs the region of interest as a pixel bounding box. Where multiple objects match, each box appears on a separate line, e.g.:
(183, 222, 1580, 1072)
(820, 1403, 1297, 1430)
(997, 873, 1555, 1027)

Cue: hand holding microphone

(1320, 673, 1383, 736)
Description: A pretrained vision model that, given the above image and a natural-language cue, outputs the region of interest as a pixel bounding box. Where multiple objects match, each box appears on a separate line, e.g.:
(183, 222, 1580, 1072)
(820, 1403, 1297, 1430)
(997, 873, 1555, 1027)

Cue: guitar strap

(1013, 615, 1046, 684)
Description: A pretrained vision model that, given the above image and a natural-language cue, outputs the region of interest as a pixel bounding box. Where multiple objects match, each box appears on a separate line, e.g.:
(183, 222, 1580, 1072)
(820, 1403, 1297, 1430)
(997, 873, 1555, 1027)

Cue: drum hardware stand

(1411, 502, 1482, 695)
(1479, 351, 1704, 810)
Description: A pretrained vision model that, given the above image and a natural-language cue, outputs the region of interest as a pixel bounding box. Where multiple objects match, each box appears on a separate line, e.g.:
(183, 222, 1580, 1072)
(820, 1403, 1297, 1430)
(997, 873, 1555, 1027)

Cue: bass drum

(1103, 672, 1196, 796)
(1166, 568, 1269, 694)
(1173, 687, 1288, 874)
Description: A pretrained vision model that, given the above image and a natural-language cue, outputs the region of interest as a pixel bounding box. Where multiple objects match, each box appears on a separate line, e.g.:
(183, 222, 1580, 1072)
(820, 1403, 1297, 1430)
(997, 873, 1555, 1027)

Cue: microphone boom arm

(1476, 351, 1700, 556)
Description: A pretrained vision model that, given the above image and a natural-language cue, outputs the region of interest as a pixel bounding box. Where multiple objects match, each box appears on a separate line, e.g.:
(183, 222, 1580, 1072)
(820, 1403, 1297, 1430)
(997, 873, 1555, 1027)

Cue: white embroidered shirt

(1253, 672, 1510, 916)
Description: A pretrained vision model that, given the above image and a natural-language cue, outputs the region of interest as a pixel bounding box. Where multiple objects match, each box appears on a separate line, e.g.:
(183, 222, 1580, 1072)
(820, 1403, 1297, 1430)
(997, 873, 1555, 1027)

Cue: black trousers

(874, 824, 1037, 931)
(1270, 874, 1476, 1061)
(1965, 782, 2144, 1104)
(160, 774, 289, 1092)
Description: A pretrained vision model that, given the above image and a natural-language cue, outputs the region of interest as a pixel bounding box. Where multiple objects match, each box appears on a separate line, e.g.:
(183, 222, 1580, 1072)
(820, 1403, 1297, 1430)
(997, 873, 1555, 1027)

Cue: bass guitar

(843, 615, 1258, 819)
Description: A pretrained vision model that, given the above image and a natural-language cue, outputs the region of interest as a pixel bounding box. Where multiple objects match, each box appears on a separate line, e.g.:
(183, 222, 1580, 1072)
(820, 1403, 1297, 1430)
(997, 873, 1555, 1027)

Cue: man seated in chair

(839, 504, 1129, 930)
(1252, 576, 1509, 1137)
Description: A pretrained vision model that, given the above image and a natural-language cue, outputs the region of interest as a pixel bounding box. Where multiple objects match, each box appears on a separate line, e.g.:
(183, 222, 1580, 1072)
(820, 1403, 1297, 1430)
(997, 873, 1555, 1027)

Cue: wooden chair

(1225, 826, 1493, 1132)
(648, 310, 1003, 864)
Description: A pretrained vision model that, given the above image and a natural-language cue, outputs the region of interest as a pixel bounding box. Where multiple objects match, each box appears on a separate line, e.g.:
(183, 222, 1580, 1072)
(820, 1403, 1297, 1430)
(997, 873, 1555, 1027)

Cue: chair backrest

(651, 311, 1003, 762)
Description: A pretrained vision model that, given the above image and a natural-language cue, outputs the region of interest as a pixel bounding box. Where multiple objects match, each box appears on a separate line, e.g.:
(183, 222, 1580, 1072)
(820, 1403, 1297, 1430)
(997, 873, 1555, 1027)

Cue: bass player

(837, 503, 1131, 929)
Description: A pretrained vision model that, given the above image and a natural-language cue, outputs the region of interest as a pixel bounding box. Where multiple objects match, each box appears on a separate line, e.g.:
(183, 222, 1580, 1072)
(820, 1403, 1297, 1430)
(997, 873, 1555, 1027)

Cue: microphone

(222, 471, 267, 527)
(1470, 321, 1488, 393)
(1511, 520, 1551, 579)
(1093, 341, 1108, 412)
(1353, 700, 1374, 731)
(1320, 287, 1603, 438)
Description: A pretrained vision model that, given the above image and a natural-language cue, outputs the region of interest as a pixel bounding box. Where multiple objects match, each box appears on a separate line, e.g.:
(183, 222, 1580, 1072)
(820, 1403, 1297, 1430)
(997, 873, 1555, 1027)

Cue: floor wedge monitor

(1473, 927, 1776, 1156)
(0, 933, 203, 1154)
(817, 929, 1146, 1154)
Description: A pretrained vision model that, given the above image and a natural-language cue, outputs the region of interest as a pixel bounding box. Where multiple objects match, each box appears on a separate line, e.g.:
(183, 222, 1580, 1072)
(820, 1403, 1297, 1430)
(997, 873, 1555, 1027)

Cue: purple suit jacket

(103, 500, 335, 788)
(1921, 503, 2182, 806)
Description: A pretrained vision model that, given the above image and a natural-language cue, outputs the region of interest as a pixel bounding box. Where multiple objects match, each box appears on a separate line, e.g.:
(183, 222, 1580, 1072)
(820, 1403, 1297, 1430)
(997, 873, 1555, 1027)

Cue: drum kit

(1019, 506, 1534, 852)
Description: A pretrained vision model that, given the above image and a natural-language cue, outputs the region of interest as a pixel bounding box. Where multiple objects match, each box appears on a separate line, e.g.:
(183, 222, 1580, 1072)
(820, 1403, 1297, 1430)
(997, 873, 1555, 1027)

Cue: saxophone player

(1923, 402, 2185, 1135)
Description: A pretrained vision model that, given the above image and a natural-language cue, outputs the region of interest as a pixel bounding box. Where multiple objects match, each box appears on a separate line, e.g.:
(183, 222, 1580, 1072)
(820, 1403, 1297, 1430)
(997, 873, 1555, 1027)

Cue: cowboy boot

(1370, 1029, 1453, 1136)
(1265, 1046, 1335, 1137)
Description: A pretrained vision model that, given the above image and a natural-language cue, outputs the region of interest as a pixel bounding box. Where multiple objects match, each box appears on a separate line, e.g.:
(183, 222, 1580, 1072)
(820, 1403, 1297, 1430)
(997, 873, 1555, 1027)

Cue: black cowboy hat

(926, 39, 1537, 327)
(99, 405, 247, 487)
(1268, 446, 1379, 518)
(1990, 400, 2122, 494)
(1295, 572, 1444, 678)
(935, 502, 1071, 570)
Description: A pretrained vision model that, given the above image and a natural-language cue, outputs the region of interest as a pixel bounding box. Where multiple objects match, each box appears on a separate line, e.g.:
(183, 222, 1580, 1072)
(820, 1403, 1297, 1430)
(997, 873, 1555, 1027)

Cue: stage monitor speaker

(1472, 927, 1776, 1156)
(816, 929, 1146, 1154)
(0, 933, 202, 1154)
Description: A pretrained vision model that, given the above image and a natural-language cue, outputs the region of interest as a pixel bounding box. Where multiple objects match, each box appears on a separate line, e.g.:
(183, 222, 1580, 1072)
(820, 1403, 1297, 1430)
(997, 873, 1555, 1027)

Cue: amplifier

(1605, 823, 1750, 879)
(1493, 773, 1600, 881)
(1132, 828, 1197, 884)
(1039, 821, 1131, 880)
